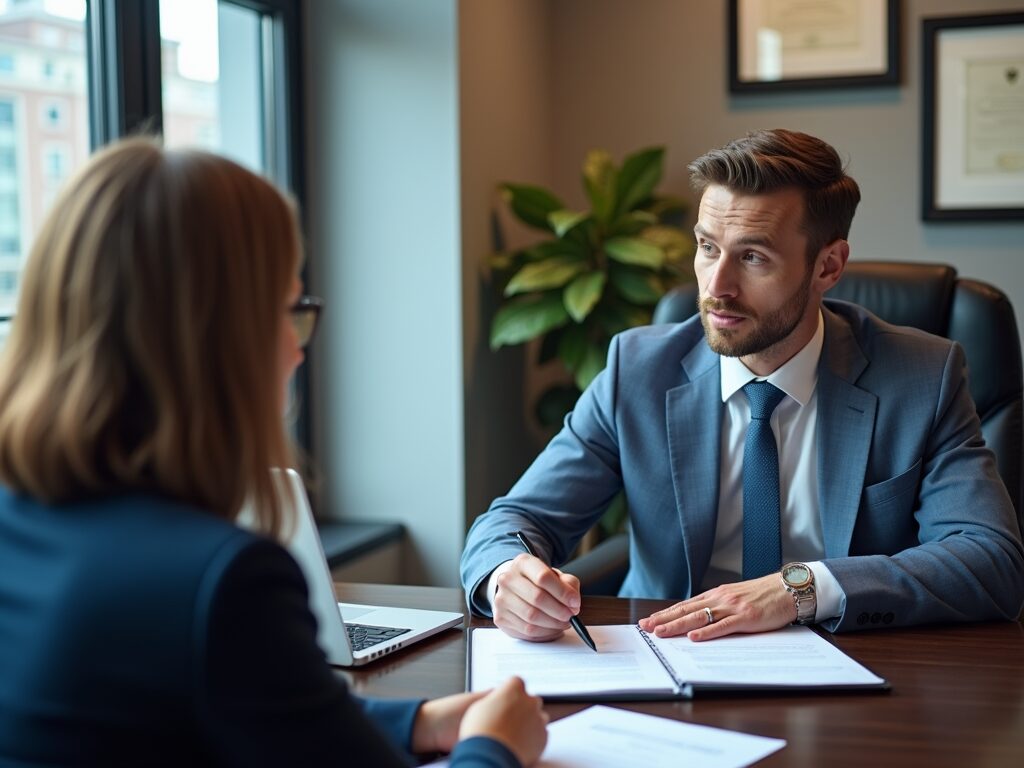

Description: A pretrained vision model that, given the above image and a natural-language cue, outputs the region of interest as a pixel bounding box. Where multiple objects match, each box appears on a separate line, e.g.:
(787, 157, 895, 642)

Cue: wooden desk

(334, 583, 1024, 767)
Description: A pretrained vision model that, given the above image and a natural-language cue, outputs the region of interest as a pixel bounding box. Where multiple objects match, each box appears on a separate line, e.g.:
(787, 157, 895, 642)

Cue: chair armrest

(561, 533, 629, 596)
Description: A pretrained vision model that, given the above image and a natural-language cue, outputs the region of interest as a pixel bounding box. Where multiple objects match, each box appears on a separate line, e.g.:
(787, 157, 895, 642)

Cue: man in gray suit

(461, 129, 1024, 642)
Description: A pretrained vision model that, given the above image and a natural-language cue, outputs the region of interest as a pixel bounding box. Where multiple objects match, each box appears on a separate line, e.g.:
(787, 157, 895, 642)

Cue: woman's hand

(412, 690, 489, 755)
(458, 677, 549, 766)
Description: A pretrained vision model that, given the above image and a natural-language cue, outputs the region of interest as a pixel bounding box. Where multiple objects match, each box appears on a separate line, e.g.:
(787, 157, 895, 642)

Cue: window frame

(84, 0, 312, 452)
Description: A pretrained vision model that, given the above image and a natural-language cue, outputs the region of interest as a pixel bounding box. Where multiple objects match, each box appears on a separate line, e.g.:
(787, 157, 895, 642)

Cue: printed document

(469, 624, 885, 699)
(427, 705, 786, 768)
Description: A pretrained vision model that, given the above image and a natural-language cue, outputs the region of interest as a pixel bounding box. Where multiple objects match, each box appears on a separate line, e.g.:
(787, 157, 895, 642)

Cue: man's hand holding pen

(494, 531, 597, 651)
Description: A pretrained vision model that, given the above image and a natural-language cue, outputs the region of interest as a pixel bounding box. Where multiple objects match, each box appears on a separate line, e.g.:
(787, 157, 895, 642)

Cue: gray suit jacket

(461, 300, 1024, 632)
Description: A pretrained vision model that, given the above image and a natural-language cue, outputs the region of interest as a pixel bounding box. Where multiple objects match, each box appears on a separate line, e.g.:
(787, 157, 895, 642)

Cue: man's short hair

(688, 129, 861, 260)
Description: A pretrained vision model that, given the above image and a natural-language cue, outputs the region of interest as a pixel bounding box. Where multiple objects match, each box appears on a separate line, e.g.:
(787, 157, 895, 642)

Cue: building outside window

(0, 0, 89, 342)
(160, 0, 264, 174)
(41, 98, 64, 129)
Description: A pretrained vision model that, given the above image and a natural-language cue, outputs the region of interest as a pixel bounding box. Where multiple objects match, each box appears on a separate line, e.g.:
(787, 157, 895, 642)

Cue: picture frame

(728, 0, 899, 93)
(921, 12, 1024, 221)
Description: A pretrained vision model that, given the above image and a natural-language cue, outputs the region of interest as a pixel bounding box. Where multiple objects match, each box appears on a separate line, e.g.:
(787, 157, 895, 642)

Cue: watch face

(783, 563, 811, 588)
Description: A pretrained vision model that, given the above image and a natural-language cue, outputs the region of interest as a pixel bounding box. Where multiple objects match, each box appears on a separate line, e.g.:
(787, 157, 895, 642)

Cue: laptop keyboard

(346, 622, 412, 651)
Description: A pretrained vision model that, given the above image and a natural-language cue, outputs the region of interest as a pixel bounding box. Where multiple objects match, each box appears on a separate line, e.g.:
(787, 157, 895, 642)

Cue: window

(0, 0, 306, 445)
(156, 0, 307, 444)
(39, 27, 62, 48)
(0, 193, 18, 220)
(42, 101, 65, 129)
(0, 1, 88, 321)
(159, 0, 294, 179)
(43, 145, 68, 180)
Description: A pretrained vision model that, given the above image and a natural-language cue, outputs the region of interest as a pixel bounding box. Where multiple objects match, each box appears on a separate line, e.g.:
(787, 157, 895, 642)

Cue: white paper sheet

(469, 625, 677, 697)
(647, 624, 886, 687)
(470, 623, 884, 697)
(426, 705, 786, 768)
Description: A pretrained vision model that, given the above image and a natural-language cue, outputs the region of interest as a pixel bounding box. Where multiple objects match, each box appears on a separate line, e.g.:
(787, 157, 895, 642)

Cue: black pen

(506, 530, 597, 652)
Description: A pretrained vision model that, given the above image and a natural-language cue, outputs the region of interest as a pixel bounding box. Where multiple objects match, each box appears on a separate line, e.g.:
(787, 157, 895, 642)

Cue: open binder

(468, 624, 888, 701)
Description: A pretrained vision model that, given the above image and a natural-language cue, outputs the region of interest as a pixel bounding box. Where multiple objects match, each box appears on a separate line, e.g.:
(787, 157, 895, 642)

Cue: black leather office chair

(564, 261, 1024, 595)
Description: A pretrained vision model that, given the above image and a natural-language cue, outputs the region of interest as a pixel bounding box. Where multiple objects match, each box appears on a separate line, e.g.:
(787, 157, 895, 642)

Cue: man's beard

(699, 267, 813, 358)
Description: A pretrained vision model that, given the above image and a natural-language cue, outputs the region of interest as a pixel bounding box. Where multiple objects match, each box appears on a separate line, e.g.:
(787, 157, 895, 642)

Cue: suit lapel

(817, 309, 876, 558)
(666, 341, 722, 595)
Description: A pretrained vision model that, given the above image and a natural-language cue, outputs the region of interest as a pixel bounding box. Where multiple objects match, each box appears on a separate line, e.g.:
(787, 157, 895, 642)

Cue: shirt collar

(719, 310, 824, 407)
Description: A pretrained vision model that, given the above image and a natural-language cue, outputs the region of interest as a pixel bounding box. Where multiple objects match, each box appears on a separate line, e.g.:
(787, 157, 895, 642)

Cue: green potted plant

(488, 146, 695, 428)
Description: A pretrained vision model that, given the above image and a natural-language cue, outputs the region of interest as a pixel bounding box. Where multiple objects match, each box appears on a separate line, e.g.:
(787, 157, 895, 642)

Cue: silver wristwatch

(781, 562, 816, 625)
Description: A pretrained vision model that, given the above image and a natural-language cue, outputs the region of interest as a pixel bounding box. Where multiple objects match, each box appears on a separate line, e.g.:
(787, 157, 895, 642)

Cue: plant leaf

(535, 384, 581, 428)
(557, 323, 589, 371)
(563, 271, 607, 322)
(640, 225, 695, 263)
(538, 327, 563, 364)
(614, 147, 664, 216)
(644, 194, 689, 228)
(609, 266, 664, 305)
(575, 342, 607, 390)
(522, 239, 587, 261)
(490, 293, 570, 349)
(605, 236, 665, 269)
(598, 492, 629, 536)
(504, 257, 587, 296)
(487, 251, 515, 271)
(608, 210, 658, 237)
(548, 209, 591, 238)
(500, 183, 565, 232)
(583, 149, 617, 226)
(595, 302, 653, 336)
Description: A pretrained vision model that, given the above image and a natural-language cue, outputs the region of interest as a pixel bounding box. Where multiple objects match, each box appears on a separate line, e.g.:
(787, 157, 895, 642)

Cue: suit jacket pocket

(852, 459, 923, 552)
(863, 459, 923, 505)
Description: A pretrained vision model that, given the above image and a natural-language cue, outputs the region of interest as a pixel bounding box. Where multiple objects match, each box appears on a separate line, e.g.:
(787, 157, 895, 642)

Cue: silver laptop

(244, 469, 463, 667)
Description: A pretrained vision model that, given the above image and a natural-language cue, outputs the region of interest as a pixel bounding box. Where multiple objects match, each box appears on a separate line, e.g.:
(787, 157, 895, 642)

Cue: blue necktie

(742, 381, 787, 580)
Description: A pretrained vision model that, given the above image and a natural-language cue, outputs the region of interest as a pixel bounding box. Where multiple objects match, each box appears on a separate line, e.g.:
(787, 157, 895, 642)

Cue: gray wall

(546, 0, 1024, 338)
(305, 0, 1024, 586)
(305, 0, 550, 585)
(305, 0, 464, 585)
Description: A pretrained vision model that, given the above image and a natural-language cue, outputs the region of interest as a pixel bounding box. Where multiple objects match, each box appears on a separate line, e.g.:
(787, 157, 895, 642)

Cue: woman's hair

(688, 128, 861, 261)
(0, 137, 300, 536)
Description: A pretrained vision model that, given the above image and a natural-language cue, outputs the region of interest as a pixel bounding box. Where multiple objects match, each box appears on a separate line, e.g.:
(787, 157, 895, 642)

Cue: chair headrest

(826, 261, 956, 336)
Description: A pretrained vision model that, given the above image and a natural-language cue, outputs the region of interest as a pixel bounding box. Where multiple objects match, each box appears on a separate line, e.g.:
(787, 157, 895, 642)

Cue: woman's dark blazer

(0, 490, 517, 767)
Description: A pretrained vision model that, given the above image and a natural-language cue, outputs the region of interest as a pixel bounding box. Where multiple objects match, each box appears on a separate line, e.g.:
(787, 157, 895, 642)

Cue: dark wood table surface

(334, 582, 1024, 767)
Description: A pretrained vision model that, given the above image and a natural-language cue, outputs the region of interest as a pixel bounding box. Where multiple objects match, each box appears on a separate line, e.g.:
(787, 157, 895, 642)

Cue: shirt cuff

(806, 560, 845, 622)
(482, 560, 515, 612)
(449, 735, 522, 768)
(355, 696, 424, 753)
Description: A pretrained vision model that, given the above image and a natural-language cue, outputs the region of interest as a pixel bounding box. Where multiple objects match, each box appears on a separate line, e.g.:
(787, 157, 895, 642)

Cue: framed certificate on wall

(729, 0, 899, 92)
(922, 12, 1024, 221)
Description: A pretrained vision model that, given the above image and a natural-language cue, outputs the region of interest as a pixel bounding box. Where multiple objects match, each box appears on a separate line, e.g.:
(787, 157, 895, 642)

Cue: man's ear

(814, 239, 849, 292)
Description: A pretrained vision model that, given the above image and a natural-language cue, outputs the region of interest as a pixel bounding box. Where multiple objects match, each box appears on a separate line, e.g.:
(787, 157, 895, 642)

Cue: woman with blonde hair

(0, 138, 546, 767)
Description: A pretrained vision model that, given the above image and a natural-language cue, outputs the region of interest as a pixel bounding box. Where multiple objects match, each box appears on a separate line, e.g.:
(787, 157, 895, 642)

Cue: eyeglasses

(289, 295, 323, 348)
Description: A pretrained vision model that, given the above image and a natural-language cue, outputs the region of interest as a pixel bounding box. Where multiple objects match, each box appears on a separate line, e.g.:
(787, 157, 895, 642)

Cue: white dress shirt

(702, 310, 844, 621)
